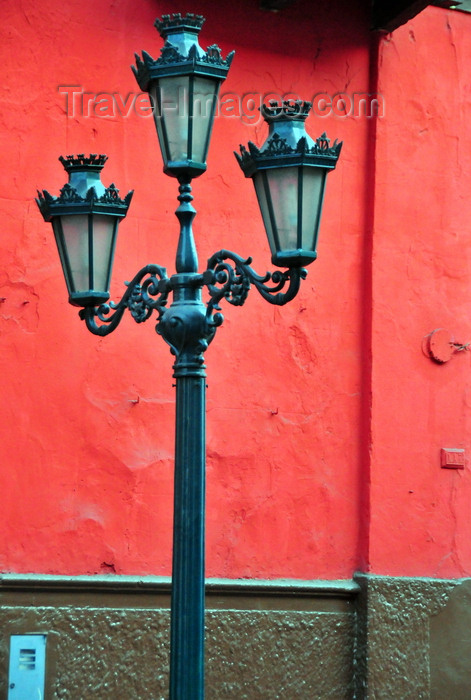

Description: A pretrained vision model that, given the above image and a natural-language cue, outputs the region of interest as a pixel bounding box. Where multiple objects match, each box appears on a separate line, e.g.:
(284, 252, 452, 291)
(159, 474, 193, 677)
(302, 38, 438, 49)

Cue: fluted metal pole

(169, 370, 206, 699)
(157, 181, 213, 699)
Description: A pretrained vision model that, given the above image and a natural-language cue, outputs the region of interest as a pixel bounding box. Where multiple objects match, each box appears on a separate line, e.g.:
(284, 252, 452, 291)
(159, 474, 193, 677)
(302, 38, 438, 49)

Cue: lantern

(133, 12, 234, 180)
(36, 154, 133, 306)
(236, 100, 342, 267)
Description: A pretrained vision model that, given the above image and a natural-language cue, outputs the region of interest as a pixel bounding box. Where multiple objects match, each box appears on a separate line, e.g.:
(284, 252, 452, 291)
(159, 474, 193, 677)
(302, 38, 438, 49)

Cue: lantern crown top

(132, 13, 234, 94)
(235, 100, 342, 177)
(59, 154, 108, 173)
(261, 100, 312, 123)
(36, 155, 133, 220)
(154, 13, 205, 38)
(57, 154, 110, 199)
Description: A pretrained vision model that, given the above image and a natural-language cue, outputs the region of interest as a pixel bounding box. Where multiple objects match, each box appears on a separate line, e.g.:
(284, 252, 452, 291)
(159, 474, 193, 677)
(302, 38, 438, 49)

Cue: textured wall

(0, 577, 356, 699)
(430, 578, 471, 698)
(4, 574, 471, 698)
(354, 575, 459, 699)
(3, 0, 471, 596)
(0, 609, 355, 699)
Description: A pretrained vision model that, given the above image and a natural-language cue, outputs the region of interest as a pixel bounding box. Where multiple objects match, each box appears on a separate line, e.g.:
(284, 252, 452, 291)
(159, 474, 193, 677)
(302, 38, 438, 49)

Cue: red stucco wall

(2, 0, 471, 581)
(367, 7, 471, 577)
(0, 0, 370, 579)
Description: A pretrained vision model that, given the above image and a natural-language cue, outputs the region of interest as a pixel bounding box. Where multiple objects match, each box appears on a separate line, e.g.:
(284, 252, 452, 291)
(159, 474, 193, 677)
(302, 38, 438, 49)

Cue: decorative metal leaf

(100, 184, 120, 203)
(85, 187, 97, 202)
(57, 184, 83, 203)
(159, 42, 186, 64)
(296, 136, 308, 154)
(37, 190, 53, 204)
(188, 44, 199, 60)
(312, 134, 342, 157)
(142, 50, 155, 65)
(205, 44, 222, 62)
(316, 133, 330, 150)
(264, 133, 292, 155)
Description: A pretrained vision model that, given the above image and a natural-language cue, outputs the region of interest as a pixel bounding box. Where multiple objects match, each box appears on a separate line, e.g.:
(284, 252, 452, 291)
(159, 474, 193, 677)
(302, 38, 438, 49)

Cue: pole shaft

(169, 373, 206, 700)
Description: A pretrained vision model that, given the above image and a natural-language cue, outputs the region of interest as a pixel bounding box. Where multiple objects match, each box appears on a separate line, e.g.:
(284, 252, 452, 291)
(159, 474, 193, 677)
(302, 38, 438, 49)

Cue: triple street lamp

(36, 12, 342, 699)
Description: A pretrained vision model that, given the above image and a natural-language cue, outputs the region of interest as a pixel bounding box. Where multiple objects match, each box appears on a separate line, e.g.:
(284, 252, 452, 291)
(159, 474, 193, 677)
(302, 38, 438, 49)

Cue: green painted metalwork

(35, 13, 343, 699)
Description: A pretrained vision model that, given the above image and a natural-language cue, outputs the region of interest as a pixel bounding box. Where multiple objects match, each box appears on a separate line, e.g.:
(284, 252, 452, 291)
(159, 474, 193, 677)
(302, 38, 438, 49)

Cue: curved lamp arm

(77, 252, 308, 338)
(79, 264, 170, 336)
(205, 249, 307, 326)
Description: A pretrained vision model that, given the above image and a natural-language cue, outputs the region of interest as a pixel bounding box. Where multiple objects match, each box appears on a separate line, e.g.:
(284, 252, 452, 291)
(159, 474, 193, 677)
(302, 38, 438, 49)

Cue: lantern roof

(36, 154, 133, 221)
(132, 12, 234, 90)
(236, 101, 342, 177)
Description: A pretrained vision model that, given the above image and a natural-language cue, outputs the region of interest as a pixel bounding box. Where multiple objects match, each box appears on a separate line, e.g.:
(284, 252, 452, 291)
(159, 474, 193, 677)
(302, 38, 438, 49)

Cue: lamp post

(36, 13, 342, 700)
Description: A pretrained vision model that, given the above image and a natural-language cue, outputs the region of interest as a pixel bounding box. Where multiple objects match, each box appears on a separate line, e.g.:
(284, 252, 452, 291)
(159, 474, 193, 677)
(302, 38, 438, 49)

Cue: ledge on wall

(372, 0, 460, 31)
(258, 0, 461, 33)
(0, 574, 359, 612)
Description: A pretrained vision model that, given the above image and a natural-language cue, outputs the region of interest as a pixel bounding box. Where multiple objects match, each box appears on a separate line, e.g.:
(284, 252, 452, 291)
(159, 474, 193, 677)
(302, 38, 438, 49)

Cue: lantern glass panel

(191, 76, 219, 164)
(152, 76, 190, 164)
(60, 214, 89, 292)
(258, 166, 327, 255)
(59, 214, 116, 295)
(253, 172, 276, 257)
(91, 214, 117, 292)
(52, 218, 74, 295)
(152, 75, 219, 166)
(300, 167, 327, 252)
(266, 166, 299, 251)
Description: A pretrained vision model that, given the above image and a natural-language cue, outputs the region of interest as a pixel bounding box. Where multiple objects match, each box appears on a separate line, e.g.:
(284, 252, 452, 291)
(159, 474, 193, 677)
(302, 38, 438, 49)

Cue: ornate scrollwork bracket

(77, 249, 307, 373)
(79, 264, 170, 336)
(204, 249, 307, 329)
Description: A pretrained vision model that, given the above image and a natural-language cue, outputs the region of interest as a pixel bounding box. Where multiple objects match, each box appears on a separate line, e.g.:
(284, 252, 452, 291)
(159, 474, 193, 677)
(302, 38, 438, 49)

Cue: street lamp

(36, 12, 342, 700)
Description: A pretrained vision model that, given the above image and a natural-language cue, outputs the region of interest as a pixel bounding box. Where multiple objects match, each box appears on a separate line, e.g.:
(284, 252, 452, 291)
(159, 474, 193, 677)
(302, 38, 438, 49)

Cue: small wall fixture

(8, 635, 46, 700)
(441, 448, 465, 469)
(422, 328, 470, 364)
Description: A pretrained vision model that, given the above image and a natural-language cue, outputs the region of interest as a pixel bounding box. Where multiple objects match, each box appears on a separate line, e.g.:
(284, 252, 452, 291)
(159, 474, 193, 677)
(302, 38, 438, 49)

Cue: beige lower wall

(0, 576, 356, 699)
(2, 574, 471, 699)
